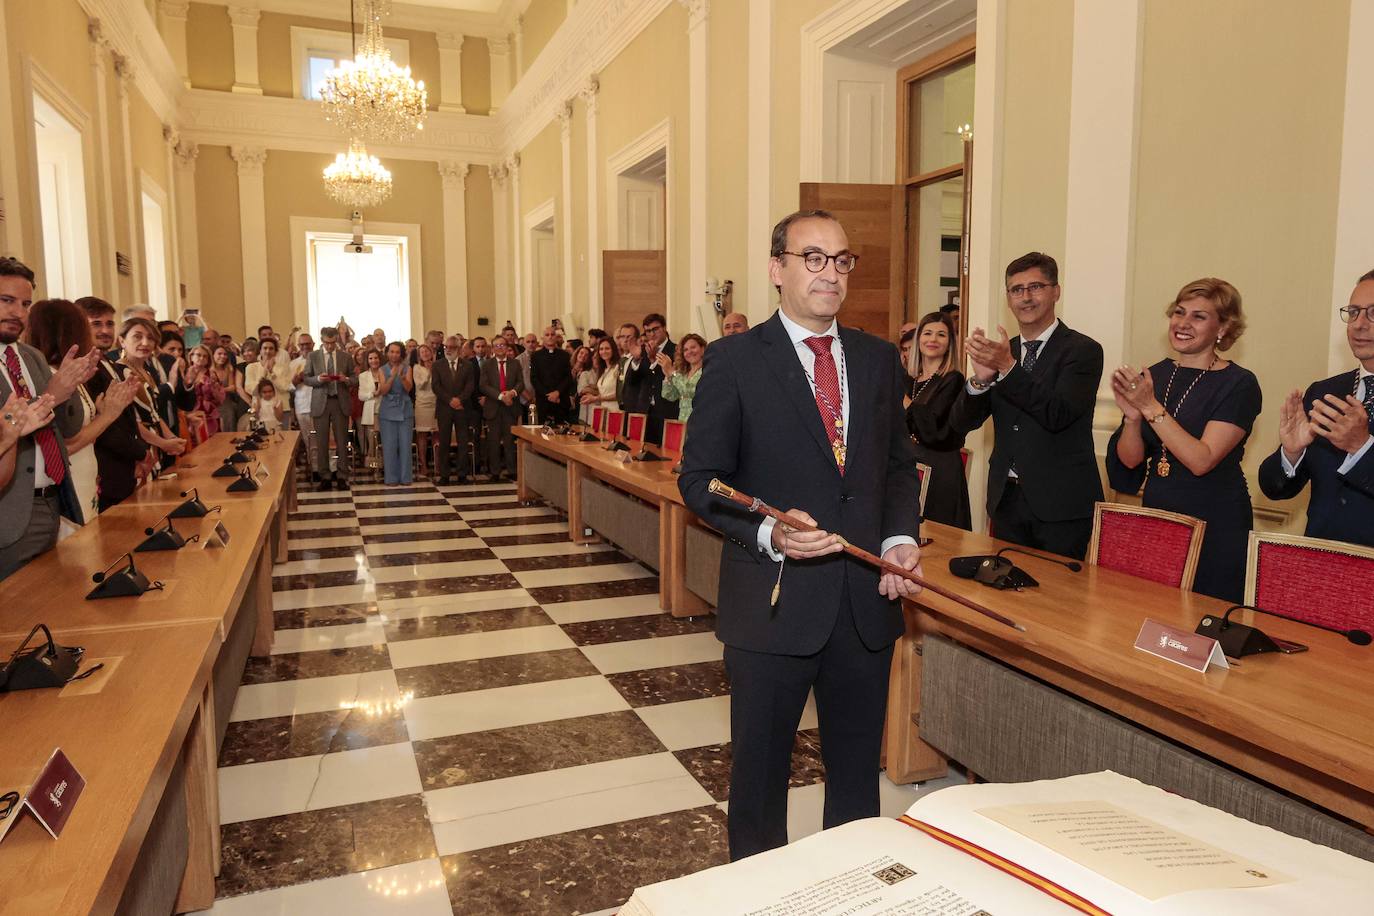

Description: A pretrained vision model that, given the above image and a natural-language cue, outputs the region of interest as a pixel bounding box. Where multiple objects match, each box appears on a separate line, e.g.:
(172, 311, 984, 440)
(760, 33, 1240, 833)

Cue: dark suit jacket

(679, 313, 919, 656)
(87, 363, 150, 510)
(432, 357, 476, 421)
(0, 343, 84, 542)
(1257, 371, 1374, 547)
(530, 347, 574, 403)
(479, 358, 522, 421)
(622, 340, 680, 431)
(950, 322, 1104, 521)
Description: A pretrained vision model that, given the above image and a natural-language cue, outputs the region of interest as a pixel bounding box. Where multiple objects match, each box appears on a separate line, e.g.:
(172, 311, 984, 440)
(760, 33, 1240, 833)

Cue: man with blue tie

(1258, 270, 1374, 547)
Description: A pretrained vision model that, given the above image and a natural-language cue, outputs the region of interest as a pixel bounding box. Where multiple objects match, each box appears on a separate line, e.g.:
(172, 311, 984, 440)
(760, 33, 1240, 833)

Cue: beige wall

(462, 36, 492, 115)
(520, 0, 565, 76)
(194, 145, 245, 334)
(130, 91, 168, 193)
(186, 2, 234, 92)
(256, 12, 441, 106)
(465, 165, 496, 326)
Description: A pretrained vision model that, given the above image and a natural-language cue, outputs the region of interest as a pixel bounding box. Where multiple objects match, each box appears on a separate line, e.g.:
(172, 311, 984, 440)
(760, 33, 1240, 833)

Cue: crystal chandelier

(320, 0, 427, 143)
(322, 140, 393, 208)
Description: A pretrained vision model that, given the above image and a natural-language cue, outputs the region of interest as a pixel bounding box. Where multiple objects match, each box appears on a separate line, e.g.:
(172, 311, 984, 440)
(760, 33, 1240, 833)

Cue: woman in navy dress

(1107, 278, 1262, 603)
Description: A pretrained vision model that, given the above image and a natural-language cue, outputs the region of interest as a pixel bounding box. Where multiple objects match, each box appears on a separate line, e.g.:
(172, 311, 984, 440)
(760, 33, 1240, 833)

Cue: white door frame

(290, 216, 424, 338)
(521, 197, 557, 333)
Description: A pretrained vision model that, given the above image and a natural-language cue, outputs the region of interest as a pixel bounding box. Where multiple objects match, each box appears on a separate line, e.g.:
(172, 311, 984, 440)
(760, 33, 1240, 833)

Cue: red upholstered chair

(915, 462, 932, 516)
(605, 409, 625, 439)
(591, 406, 607, 435)
(625, 412, 648, 445)
(1245, 532, 1374, 634)
(1087, 502, 1206, 590)
(661, 419, 687, 457)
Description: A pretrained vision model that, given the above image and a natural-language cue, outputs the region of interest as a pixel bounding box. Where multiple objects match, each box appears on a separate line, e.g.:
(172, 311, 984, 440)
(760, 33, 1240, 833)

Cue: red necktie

(4, 346, 66, 484)
(499, 360, 507, 390)
(803, 336, 844, 474)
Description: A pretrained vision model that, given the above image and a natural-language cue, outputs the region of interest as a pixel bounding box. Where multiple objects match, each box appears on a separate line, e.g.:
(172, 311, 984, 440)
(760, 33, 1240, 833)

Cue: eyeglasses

(781, 251, 859, 274)
(644, 325, 664, 334)
(1338, 304, 1374, 324)
(1007, 282, 1055, 297)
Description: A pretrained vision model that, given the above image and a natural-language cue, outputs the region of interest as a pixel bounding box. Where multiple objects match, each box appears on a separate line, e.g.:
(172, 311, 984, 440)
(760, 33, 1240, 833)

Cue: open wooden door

(799, 183, 905, 339)
(602, 250, 665, 334)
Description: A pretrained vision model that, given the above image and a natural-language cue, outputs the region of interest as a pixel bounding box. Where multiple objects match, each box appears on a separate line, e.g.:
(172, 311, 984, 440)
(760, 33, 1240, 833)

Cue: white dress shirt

(2, 343, 54, 486)
(755, 310, 917, 562)
(1280, 367, 1374, 477)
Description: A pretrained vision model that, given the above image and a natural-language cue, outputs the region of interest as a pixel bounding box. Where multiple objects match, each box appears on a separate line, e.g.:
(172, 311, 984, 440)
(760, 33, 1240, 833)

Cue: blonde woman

(904, 312, 970, 529)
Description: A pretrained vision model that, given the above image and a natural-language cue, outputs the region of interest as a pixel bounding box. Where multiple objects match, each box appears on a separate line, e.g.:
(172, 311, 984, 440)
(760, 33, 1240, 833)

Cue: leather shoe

(436, 477, 450, 486)
(317, 479, 334, 492)
(335, 478, 349, 490)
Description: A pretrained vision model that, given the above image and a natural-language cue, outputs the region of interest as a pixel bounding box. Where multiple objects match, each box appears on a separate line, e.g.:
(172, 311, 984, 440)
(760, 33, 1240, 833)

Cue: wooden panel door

(602, 250, 665, 334)
(799, 183, 904, 339)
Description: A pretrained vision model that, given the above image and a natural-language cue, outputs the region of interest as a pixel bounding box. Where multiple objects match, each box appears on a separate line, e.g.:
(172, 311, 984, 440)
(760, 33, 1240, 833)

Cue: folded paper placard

(1134, 618, 1229, 673)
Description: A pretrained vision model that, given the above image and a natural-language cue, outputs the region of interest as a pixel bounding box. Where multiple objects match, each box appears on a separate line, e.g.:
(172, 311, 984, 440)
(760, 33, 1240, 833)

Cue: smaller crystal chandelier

(320, 0, 427, 143)
(323, 140, 393, 208)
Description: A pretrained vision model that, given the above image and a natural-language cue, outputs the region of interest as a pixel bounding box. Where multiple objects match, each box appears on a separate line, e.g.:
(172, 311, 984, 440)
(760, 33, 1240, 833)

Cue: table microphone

(1220, 603, 1371, 646)
(996, 546, 1082, 573)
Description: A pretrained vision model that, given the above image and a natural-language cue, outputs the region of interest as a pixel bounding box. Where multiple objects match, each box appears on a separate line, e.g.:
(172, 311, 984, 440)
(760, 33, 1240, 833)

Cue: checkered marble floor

(206, 475, 959, 915)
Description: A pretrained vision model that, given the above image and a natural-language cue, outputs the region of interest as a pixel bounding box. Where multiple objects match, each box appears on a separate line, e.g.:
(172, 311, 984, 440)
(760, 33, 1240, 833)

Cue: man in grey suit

(479, 337, 524, 480)
(303, 326, 358, 491)
(432, 335, 477, 484)
(0, 258, 100, 580)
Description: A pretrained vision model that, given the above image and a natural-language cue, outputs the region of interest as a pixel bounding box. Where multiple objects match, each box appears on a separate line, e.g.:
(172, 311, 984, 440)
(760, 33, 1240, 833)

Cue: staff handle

(707, 479, 1026, 632)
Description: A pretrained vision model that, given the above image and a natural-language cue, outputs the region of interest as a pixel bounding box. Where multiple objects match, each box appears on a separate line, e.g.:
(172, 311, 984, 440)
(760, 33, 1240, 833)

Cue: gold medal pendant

(1156, 454, 1172, 478)
(833, 441, 847, 471)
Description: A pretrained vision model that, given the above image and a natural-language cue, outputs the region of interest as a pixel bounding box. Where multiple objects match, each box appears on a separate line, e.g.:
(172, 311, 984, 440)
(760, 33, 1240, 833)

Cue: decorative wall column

(1061, 0, 1143, 422)
(508, 155, 525, 331)
(680, 0, 709, 334)
(158, 0, 192, 88)
(746, 0, 772, 323)
(0, 0, 21, 258)
(489, 39, 512, 112)
(161, 126, 184, 313)
(436, 32, 466, 114)
(491, 165, 511, 327)
(582, 77, 601, 328)
(173, 141, 201, 311)
(229, 145, 270, 333)
(114, 53, 144, 302)
(88, 21, 119, 298)
(438, 160, 471, 333)
(514, 18, 525, 78)
(558, 102, 575, 320)
(227, 4, 263, 95)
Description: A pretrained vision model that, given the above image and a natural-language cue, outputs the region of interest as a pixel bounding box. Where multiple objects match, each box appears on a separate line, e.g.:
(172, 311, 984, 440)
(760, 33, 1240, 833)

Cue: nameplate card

(0, 748, 87, 843)
(255, 465, 270, 480)
(1134, 619, 1229, 673)
(204, 521, 231, 550)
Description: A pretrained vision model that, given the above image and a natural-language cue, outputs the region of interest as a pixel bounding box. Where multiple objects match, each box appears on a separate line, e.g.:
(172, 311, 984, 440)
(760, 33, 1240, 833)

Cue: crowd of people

(2, 237, 1370, 604)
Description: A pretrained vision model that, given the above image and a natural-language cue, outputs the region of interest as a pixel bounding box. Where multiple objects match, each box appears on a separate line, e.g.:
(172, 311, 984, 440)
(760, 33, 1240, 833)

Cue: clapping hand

(965, 327, 1014, 381)
(1278, 389, 1316, 463)
(1111, 366, 1157, 417)
(1310, 393, 1372, 454)
(2, 391, 56, 438)
(101, 376, 140, 415)
(48, 346, 102, 402)
(654, 351, 674, 376)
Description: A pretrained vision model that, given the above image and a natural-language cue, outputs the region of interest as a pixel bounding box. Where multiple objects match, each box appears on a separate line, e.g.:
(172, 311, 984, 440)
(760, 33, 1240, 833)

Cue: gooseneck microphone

(996, 546, 1083, 573)
(1222, 604, 1371, 646)
(91, 552, 135, 584)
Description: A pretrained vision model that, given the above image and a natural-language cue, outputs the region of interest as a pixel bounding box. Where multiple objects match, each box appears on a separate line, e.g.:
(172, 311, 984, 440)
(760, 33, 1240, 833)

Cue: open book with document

(621, 771, 1373, 915)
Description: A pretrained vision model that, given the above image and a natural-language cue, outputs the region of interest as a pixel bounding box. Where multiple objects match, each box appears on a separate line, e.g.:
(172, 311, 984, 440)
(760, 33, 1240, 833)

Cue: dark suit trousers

(437, 409, 473, 478)
(488, 405, 519, 475)
(0, 493, 60, 582)
(316, 395, 351, 480)
(722, 593, 893, 861)
(992, 479, 1092, 560)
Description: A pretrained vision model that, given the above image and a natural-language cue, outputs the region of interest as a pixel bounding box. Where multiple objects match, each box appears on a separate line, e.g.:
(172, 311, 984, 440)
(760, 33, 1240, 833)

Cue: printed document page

(622, 816, 1078, 916)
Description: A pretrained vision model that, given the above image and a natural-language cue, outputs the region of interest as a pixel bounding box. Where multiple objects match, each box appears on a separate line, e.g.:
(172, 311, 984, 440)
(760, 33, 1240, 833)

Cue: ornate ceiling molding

(193, 0, 513, 41)
(80, 0, 183, 123)
(178, 89, 501, 164)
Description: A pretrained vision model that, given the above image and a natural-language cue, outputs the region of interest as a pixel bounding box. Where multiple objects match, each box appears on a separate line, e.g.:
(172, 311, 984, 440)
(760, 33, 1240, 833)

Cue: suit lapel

(760, 313, 838, 473)
(837, 325, 871, 471)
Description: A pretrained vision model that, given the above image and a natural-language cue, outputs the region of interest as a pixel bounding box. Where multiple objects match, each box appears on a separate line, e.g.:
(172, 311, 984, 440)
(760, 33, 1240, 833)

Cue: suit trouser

(315, 396, 351, 480)
(295, 410, 317, 469)
(0, 493, 61, 582)
(436, 409, 473, 478)
(991, 478, 1092, 560)
(722, 594, 894, 861)
(488, 408, 519, 475)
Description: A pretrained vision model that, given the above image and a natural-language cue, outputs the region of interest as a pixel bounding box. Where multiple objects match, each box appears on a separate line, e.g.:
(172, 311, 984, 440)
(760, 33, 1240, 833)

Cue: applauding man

(1258, 270, 1374, 546)
(951, 252, 1104, 559)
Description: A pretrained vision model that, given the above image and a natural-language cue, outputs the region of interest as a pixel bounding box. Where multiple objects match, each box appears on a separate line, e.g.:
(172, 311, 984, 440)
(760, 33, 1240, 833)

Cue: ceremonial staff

(708, 479, 1025, 632)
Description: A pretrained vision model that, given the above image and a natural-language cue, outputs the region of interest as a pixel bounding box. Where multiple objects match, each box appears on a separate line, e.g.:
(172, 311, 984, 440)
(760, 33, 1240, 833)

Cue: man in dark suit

(469, 336, 490, 475)
(950, 251, 1104, 560)
(0, 258, 99, 580)
(480, 337, 524, 480)
(679, 210, 922, 861)
(303, 327, 359, 491)
(433, 335, 477, 484)
(614, 322, 640, 409)
(1258, 271, 1374, 546)
(622, 312, 679, 443)
(530, 326, 574, 424)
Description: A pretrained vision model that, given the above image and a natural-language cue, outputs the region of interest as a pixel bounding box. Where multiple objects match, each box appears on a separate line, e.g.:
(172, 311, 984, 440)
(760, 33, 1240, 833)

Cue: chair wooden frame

(1244, 530, 1374, 606)
(661, 419, 687, 458)
(1088, 502, 1207, 591)
(915, 462, 932, 516)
